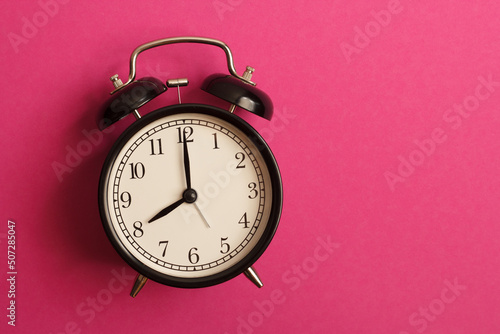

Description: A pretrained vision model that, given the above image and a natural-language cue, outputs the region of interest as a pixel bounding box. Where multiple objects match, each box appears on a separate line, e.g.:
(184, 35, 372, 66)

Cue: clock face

(99, 104, 282, 287)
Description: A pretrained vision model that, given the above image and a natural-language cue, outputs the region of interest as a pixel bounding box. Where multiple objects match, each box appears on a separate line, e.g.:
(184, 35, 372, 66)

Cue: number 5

(220, 237, 230, 254)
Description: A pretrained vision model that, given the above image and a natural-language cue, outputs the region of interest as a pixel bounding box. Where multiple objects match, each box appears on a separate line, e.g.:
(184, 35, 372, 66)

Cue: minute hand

(183, 131, 191, 189)
(148, 198, 185, 223)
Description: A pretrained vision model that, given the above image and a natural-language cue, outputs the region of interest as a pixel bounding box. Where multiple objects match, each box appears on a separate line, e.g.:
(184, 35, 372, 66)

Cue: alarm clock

(97, 37, 283, 297)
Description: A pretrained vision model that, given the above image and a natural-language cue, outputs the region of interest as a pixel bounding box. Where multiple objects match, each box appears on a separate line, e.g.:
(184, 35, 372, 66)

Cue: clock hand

(148, 197, 186, 223)
(183, 131, 191, 189)
(193, 202, 211, 228)
(150, 130, 194, 224)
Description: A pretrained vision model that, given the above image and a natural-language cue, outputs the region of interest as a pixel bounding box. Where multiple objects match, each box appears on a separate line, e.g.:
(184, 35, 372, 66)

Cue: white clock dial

(101, 108, 277, 282)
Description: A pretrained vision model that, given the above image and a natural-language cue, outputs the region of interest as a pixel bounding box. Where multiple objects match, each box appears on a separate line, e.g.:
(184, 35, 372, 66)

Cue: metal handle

(111, 36, 255, 94)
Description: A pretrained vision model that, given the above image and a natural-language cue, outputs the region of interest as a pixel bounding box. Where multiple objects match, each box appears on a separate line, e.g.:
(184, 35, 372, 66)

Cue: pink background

(2, 0, 500, 333)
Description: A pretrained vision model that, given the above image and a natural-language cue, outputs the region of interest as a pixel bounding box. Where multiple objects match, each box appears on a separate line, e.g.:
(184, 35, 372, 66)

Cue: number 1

(212, 133, 220, 149)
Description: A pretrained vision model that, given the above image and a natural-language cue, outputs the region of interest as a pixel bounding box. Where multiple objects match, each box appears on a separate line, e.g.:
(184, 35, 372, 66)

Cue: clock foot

(244, 266, 263, 288)
(130, 274, 148, 298)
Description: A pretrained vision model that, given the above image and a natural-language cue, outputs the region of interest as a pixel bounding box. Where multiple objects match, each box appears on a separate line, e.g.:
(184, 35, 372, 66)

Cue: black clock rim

(98, 103, 283, 288)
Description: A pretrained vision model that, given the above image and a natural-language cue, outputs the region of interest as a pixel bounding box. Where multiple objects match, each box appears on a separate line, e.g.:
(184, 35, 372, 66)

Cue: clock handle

(110, 36, 255, 95)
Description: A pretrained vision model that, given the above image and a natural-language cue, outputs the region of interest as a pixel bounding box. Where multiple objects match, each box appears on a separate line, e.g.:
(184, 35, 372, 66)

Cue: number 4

(238, 213, 250, 229)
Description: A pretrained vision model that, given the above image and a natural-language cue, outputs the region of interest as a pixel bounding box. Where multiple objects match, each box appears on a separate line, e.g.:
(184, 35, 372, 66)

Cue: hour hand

(148, 198, 185, 223)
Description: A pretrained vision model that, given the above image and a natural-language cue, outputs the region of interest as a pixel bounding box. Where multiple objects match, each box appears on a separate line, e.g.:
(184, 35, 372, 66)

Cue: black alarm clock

(97, 37, 283, 297)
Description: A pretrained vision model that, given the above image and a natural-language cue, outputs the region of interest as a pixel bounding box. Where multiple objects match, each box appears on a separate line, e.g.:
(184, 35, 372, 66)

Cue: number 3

(248, 182, 258, 199)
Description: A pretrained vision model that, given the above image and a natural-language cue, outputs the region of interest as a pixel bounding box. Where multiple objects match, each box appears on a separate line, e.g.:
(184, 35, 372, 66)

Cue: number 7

(159, 241, 169, 257)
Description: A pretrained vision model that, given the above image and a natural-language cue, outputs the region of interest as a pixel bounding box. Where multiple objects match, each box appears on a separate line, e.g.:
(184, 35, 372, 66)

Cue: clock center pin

(183, 188, 198, 203)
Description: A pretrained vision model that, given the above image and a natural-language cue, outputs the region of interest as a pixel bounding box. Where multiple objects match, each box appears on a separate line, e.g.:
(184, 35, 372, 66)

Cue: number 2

(235, 152, 246, 169)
